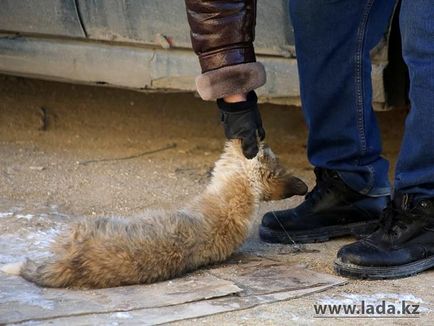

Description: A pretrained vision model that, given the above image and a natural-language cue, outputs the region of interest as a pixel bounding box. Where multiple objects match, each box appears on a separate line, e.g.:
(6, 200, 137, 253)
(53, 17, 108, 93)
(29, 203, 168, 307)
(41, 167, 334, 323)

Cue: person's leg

(291, 0, 395, 196)
(336, 0, 434, 279)
(260, 0, 396, 244)
(394, 0, 434, 198)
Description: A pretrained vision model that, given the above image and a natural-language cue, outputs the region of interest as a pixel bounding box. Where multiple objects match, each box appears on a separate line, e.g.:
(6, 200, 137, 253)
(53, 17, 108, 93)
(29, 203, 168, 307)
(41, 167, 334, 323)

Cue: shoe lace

(304, 168, 339, 204)
(379, 204, 416, 235)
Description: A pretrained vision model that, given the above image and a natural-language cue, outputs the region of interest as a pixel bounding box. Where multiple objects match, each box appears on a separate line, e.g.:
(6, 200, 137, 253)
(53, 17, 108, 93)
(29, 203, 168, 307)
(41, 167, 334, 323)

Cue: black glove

(217, 91, 266, 159)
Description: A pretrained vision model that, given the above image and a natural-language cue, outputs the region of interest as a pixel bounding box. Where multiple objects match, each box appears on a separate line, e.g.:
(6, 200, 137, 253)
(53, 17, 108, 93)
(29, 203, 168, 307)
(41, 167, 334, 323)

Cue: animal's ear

(283, 176, 308, 197)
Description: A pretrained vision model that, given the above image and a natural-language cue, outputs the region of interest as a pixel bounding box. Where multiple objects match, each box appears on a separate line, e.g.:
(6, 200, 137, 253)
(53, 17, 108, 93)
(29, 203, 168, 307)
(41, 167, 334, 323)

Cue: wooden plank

(0, 256, 345, 324)
(0, 273, 242, 324)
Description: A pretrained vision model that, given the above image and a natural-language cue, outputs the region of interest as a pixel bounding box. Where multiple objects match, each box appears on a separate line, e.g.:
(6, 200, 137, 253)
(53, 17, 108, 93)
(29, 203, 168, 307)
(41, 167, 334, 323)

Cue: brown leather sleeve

(185, 0, 266, 100)
(185, 0, 257, 72)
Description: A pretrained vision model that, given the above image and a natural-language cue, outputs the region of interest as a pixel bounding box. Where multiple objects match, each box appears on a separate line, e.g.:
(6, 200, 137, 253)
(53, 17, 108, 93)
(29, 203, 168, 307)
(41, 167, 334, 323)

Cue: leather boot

(335, 194, 434, 279)
(260, 168, 388, 244)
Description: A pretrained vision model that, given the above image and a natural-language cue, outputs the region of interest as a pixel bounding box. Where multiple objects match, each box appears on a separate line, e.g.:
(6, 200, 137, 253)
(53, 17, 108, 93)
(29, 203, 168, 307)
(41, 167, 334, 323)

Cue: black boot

(259, 168, 388, 244)
(334, 194, 434, 279)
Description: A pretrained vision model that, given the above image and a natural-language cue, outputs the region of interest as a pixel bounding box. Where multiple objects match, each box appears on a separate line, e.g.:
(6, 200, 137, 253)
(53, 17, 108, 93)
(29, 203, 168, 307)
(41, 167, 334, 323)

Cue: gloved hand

(217, 91, 266, 159)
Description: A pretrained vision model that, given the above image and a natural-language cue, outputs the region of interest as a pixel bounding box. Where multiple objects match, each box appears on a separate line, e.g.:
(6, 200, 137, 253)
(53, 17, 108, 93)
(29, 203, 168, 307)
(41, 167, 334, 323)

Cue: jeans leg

(289, 0, 396, 196)
(394, 0, 434, 199)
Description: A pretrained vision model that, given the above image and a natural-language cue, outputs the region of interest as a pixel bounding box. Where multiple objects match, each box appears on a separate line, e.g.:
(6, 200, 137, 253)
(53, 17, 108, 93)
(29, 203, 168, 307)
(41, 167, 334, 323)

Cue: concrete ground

(0, 75, 432, 325)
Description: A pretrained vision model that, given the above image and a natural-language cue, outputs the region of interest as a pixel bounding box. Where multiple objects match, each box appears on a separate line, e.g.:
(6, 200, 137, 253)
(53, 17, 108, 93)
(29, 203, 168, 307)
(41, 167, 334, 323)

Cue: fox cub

(2, 140, 307, 288)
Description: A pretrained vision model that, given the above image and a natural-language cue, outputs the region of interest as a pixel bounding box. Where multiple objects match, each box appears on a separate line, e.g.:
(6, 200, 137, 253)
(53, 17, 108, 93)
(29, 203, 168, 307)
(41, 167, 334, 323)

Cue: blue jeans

(289, 0, 434, 199)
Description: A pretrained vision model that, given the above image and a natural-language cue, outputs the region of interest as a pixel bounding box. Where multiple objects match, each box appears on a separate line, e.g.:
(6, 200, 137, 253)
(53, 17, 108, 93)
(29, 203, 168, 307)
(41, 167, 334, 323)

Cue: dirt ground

(0, 75, 432, 325)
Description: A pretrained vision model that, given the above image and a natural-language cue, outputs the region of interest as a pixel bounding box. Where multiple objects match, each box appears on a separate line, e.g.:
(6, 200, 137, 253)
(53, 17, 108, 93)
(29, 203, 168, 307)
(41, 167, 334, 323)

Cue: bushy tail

(1, 261, 25, 275)
(2, 258, 76, 288)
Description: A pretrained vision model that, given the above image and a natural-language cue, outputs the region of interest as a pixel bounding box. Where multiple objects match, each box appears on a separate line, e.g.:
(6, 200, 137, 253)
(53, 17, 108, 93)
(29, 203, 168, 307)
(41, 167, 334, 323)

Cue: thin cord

(271, 211, 304, 252)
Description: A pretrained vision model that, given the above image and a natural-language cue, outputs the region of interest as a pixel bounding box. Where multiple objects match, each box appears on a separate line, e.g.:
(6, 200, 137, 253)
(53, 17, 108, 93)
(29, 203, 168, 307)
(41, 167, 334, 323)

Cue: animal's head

(219, 140, 308, 201)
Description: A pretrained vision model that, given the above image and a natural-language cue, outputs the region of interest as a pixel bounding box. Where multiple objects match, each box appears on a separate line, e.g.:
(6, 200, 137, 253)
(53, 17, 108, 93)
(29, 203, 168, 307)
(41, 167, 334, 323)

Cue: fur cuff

(195, 62, 266, 101)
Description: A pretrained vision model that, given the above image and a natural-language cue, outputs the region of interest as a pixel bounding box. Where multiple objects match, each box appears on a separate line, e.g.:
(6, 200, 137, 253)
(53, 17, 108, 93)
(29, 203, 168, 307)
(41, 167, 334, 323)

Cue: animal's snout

(282, 176, 308, 198)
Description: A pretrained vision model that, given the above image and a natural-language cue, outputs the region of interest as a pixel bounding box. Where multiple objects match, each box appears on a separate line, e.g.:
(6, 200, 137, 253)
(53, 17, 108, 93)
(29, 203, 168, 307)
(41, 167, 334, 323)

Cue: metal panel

(76, 0, 294, 57)
(0, 0, 85, 38)
(0, 36, 298, 100)
(0, 36, 385, 108)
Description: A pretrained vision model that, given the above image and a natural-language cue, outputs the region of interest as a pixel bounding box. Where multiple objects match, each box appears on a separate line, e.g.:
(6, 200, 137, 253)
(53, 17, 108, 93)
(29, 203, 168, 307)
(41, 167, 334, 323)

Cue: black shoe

(335, 194, 434, 279)
(259, 168, 388, 244)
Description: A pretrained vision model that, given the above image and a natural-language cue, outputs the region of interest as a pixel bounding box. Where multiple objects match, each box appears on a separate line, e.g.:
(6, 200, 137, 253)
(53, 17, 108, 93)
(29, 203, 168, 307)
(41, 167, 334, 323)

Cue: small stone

(29, 166, 45, 171)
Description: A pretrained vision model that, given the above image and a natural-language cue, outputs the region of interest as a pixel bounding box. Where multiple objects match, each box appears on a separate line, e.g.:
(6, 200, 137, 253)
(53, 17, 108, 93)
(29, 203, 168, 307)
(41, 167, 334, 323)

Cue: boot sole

(259, 220, 378, 244)
(334, 256, 434, 280)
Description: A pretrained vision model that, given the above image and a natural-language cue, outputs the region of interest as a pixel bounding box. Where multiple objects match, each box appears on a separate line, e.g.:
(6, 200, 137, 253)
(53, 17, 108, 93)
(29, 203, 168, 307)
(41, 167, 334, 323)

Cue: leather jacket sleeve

(184, 0, 266, 101)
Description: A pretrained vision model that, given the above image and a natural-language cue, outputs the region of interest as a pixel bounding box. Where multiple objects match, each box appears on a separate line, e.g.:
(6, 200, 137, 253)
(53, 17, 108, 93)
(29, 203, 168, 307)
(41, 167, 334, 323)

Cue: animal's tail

(1, 258, 75, 288)
(1, 261, 24, 275)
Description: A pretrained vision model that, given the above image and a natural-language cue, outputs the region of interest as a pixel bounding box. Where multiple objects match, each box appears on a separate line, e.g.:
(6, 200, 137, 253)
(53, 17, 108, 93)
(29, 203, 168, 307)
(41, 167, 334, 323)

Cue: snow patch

(0, 227, 61, 263)
(0, 212, 13, 218)
(5, 287, 55, 310)
(26, 228, 61, 247)
(112, 312, 133, 319)
(16, 214, 34, 221)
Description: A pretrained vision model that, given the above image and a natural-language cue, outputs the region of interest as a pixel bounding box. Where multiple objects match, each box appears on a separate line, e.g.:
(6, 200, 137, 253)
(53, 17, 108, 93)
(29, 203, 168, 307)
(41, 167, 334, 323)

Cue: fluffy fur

(195, 62, 266, 101)
(2, 141, 307, 288)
